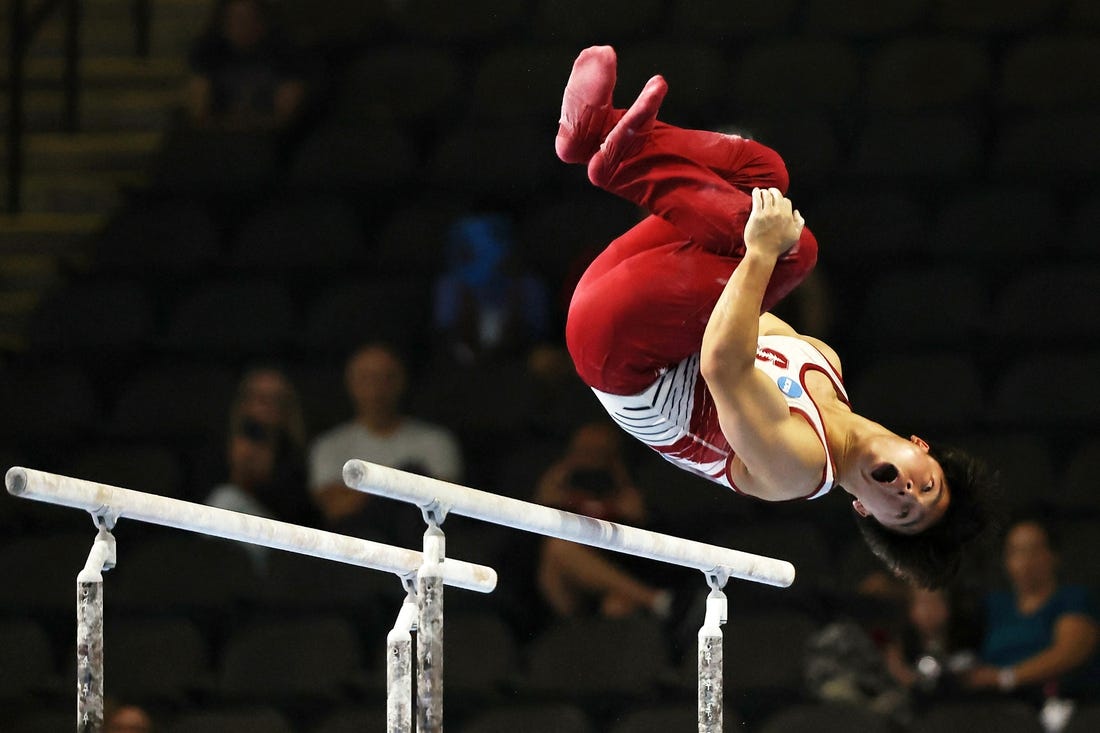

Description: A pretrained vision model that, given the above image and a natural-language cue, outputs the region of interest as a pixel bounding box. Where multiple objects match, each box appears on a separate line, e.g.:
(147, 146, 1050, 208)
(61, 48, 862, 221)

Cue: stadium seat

(93, 199, 220, 277)
(300, 278, 432, 357)
(334, 45, 464, 123)
(730, 113, 841, 187)
(0, 364, 99, 442)
(989, 353, 1100, 430)
(461, 703, 594, 733)
(1057, 519, 1100, 589)
(866, 37, 990, 112)
(999, 37, 1100, 109)
(846, 352, 985, 434)
(230, 198, 365, 274)
(757, 702, 893, 733)
(26, 280, 155, 356)
(280, 0, 393, 48)
(72, 616, 210, 706)
(0, 618, 58, 706)
(107, 363, 236, 441)
(951, 432, 1053, 514)
(288, 123, 418, 192)
(809, 189, 929, 265)
(162, 280, 299, 356)
(151, 129, 279, 199)
(731, 39, 859, 113)
(111, 534, 260, 615)
(254, 550, 401, 615)
(471, 45, 579, 120)
(531, 0, 663, 43)
(929, 186, 1061, 267)
(11, 711, 74, 733)
(70, 444, 186, 499)
(935, 0, 1058, 33)
(610, 704, 744, 733)
(444, 611, 520, 697)
(430, 121, 557, 201)
(370, 201, 459, 277)
(989, 265, 1100, 349)
(0, 533, 93, 619)
(1069, 190, 1100, 260)
(803, 0, 926, 36)
(850, 113, 982, 181)
(668, 0, 798, 40)
(310, 706, 387, 733)
(390, 0, 526, 42)
(1063, 438, 1100, 514)
(521, 616, 669, 699)
(853, 266, 989, 349)
(166, 707, 295, 733)
(912, 700, 1044, 733)
(218, 616, 365, 709)
(1067, 0, 1100, 28)
(593, 41, 731, 120)
(993, 114, 1100, 180)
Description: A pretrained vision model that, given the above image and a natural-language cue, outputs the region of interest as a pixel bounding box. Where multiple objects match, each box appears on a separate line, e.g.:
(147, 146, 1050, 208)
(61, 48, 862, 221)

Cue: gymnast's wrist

(997, 667, 1017, 692)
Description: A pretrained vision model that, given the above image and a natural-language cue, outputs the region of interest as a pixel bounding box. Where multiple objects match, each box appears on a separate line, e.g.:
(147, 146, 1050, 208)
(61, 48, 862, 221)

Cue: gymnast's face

(850, 435, 950, 534)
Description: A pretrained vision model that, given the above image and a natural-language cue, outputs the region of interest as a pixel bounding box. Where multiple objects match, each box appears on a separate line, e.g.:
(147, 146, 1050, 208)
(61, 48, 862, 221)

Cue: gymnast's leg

(561, 49, 816, 393)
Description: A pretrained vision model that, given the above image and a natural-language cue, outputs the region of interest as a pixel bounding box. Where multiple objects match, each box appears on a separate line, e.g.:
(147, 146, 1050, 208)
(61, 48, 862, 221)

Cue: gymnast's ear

(910, 435, 930, 452)
(852, 499, 870, 517)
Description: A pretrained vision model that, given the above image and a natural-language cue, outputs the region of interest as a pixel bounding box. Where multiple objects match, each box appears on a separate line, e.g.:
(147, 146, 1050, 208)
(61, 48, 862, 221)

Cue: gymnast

(559, 47, 990, 588)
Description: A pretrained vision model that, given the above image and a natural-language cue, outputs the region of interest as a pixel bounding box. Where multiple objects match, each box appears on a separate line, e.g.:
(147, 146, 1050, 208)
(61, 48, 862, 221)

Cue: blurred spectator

(185, 0, 309, 130)
(308, 343, 462, 538)
(104, 700, 153, 733)
(199, 366, 314, 523)
(204, 410, 280, 519)
(965, 511, 1100, 703)
(805, 618, 910, 726)
(882, 586, 981, 701)
(535, 421, 672, 619)
(433, 213, 550, 365)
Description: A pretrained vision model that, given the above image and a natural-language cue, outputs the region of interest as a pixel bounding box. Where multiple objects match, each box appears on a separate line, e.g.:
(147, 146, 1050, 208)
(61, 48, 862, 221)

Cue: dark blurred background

(2, 0, 1100, 731)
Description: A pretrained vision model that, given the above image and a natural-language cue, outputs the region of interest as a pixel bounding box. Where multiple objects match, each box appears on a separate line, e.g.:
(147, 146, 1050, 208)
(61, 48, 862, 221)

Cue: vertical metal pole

(8, 0, 26, 213)
(76, 524, 116, 733)
(387, 586, 417, 733)
(417, 520, 445, 733)
(62, 0, 81, 133)
(698, 574, 728, 733)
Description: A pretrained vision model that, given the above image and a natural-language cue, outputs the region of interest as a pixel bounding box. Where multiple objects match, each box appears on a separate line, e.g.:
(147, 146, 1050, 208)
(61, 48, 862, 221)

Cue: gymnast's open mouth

(870, 463, 899, 483)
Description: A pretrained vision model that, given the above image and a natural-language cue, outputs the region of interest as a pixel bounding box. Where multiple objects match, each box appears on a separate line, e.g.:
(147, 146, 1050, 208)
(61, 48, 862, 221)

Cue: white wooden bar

(343, 459, 794, 588)
(6, 467, 496, 594)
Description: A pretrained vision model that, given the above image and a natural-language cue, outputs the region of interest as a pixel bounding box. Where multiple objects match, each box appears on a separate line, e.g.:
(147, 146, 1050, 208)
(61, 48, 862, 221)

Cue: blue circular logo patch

(777, 376, 803, 398)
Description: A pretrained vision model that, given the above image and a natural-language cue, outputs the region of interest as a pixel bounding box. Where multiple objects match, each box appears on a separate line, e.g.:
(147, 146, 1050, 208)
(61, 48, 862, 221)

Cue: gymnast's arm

(699, 188, 824, 500)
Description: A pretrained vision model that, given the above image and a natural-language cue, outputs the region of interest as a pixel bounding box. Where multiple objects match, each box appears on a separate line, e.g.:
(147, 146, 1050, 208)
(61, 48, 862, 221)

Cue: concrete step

(0, 131, 163, 174)
(0, 213, 105, 255)
(0, 56, 186, 91)
(0, 88, 180, 133)
(0, 172, 141, 215)
(23, 0, 211, 59)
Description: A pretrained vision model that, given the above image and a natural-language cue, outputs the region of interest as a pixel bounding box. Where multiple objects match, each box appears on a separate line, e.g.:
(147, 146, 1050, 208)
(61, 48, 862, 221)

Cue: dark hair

(856, 443, 996, 589)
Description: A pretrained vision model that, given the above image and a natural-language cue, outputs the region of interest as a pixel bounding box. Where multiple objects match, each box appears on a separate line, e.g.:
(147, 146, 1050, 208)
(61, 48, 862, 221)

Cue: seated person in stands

(185, 0, 308, 129)
(535, 421, 673, 619)
(966, 510, 1100, 702)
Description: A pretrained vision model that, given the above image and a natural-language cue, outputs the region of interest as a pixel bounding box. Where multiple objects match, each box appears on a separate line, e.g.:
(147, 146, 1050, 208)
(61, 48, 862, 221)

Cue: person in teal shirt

(967, 512, 1100, 701)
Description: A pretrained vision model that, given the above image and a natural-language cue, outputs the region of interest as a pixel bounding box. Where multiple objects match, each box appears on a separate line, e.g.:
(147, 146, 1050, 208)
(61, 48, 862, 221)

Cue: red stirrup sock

(587, 74, 668, 188)
(555, 45, 618, 165)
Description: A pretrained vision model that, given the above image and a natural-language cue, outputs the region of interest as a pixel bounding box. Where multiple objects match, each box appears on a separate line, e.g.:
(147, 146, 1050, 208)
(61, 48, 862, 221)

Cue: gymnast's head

(847, 436, 994, 588)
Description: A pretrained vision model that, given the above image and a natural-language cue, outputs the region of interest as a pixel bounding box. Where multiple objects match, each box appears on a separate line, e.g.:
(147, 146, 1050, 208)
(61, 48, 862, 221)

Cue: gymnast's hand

(744, 187, 805, 260)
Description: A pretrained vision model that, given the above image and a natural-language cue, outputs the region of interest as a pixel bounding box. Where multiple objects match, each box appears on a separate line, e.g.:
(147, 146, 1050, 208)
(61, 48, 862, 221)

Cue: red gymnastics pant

(565, 120, 819, 396)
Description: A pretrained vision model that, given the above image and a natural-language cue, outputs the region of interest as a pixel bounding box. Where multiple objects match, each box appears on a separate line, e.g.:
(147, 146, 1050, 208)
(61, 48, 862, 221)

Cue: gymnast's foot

(555, 45, 618, 164)
(587, 74, 667, 188)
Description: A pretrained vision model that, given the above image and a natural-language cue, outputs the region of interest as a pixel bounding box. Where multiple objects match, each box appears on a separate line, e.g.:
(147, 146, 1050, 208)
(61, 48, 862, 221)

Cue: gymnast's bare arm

(699, 188, 826, 501)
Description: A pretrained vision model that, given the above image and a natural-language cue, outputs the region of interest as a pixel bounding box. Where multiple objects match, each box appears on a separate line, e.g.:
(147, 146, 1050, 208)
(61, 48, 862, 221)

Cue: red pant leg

(567, 121, 817, 394)
(567, 218, 816, 394)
